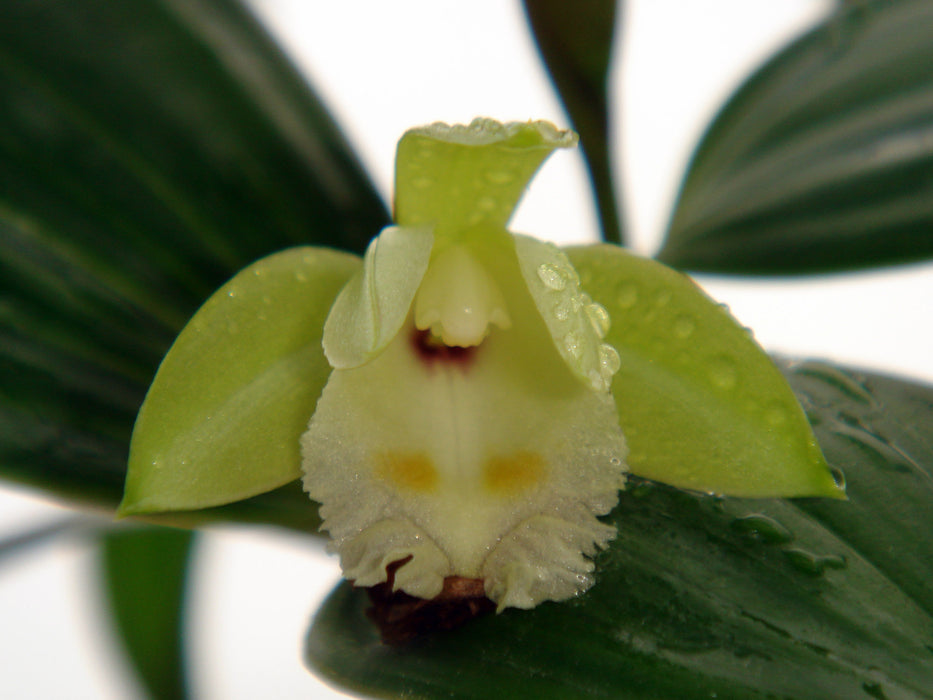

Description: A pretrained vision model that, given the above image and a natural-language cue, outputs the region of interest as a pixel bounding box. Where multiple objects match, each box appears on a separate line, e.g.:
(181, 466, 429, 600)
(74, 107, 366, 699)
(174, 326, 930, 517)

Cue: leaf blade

(523, 0, 623, 245)
(100, 526, 195, 700)
(660, 0, 933, 274)
(0, 0, 388, 516)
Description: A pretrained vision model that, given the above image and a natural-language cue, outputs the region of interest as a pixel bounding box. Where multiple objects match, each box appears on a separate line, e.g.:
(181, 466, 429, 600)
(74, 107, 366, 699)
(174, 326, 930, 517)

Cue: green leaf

(120, 247, 358, 516)
(100, 526, 195, 700)
(0, 0, 388, 513)
(568, 245, 840, 498)
(305, 362, 933, 700)
(659, 0, 933, 274)
(523, 0, 624, 245)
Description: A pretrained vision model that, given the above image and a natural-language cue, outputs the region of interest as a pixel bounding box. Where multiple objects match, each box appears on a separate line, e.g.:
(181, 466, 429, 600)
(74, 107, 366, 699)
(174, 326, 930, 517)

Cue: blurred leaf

(0, 514, 97, 567)
(660, 0, 933, 274)
(101, 526, 195, 700)
(306, 362, 933, 699)
(523, 0, 624, 245)
(0, 0, 389, 516)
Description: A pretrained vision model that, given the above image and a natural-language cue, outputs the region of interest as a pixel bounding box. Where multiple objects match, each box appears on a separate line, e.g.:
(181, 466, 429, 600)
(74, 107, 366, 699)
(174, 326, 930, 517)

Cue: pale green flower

(119, 119, 842, 611)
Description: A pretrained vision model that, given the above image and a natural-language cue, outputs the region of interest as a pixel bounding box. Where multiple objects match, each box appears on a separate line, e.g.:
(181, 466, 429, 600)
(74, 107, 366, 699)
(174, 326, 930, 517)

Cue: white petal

(323, 225, 434, 368)
(513, 234, 620, 391)
(302, 244, 627, 606)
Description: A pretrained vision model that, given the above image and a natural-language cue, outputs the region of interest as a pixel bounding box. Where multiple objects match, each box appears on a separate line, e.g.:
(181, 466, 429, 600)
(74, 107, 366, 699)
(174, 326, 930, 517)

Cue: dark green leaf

(100, 526, 195, 700)
(306, 362, 933, 699)
(660, 0, 933, 274)
(523, 0, 624, 245)
(0, 0, 387, 515)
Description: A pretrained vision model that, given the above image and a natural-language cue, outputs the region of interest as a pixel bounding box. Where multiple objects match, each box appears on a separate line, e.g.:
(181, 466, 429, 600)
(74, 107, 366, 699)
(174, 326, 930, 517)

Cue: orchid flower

(119, 119, 842, 611)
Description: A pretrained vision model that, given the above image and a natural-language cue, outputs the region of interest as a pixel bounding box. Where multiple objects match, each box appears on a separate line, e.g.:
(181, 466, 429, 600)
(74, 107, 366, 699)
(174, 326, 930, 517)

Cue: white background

(2, 1, 931, 699)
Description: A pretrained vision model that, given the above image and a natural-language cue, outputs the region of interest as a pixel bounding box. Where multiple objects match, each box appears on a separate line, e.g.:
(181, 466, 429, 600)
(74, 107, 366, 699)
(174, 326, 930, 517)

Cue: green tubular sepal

(394, 118, 576, 236)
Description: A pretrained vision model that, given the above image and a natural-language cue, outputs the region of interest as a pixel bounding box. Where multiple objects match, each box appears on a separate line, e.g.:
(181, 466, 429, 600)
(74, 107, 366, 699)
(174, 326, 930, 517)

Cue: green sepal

(568, 245, 842, 498)
(119, 247, 359, 516)
(394, 119, 576, 236)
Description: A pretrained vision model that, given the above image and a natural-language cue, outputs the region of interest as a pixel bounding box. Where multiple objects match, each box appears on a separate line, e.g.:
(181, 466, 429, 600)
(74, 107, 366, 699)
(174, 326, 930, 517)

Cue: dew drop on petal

(588, 369, 605, 391)
(563, 331, 583, 358)
(552, 299, 571, 321)
(598, 343, 621, 376)
(477, 196, 496, 211)
(764, 402, 788, 427)
(709, 356, 737, 390)
(484, 169, 515, 184)
(616, 283, 637, 308)
(538, 264, 567, 291)
(585, 302, 611, 338)
(673, 315, 695, 339)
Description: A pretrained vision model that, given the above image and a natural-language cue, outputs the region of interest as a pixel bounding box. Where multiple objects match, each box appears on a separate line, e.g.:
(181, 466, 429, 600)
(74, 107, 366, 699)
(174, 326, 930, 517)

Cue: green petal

(567, 245, 842, 498)
(119, 247, 359, 516)
(394, 119, 576, 236)
(322, 225, 434, 368)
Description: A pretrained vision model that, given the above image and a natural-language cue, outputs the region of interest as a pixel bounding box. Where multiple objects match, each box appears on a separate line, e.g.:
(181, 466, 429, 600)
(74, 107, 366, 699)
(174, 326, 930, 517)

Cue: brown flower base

(364, 557, 496, 645)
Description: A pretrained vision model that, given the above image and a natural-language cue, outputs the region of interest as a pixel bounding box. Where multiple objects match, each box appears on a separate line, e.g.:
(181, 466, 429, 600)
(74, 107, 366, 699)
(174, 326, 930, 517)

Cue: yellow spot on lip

(377, 452, 438, 492)
(484, 452, 546, 495)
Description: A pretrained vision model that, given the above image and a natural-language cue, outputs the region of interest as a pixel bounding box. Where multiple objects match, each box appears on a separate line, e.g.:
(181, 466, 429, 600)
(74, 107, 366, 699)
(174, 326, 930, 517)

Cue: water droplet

(830, 467, 846, 490)
(673, 315, 695, 339)
(563, 331, 583, 358)
(599, 343, 621, 376)
(227, 288, 238, 299)
(412, 176, 433, 189)
(477, 196, 496, 211)
(709, 357, 737, 390)
(783, 549, 847, 576)
(730, 514, 793, 544)
(552, 299, 571, 321)
(484, 170, 514, 184)
(537, 264, 566, 291)
(616, 283, 637, 308)
(764, 402, 788, 427)
(588, 369, 605, 391)
(585, 302, 611, 338)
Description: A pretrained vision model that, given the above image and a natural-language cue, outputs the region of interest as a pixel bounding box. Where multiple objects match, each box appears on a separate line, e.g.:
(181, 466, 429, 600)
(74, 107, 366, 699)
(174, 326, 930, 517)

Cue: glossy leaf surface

(523, 0, 623, 244)
(306, 362, 933, 700)
(121, 247, 358, 515)
(0, 0, 388, 514)
(660, 0, 933, 274)
(101, 526, 195, 700)
(569, 245, 839, 498)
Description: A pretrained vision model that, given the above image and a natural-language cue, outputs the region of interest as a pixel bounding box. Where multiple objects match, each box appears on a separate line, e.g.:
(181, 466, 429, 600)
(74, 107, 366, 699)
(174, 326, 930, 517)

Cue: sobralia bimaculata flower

(119, 118, 843, 613)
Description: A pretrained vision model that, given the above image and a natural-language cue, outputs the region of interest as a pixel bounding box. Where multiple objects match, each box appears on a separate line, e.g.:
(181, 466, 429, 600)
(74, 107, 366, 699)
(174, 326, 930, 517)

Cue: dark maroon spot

(363, 557, 494, 645)
(411, 328, 478, 369)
